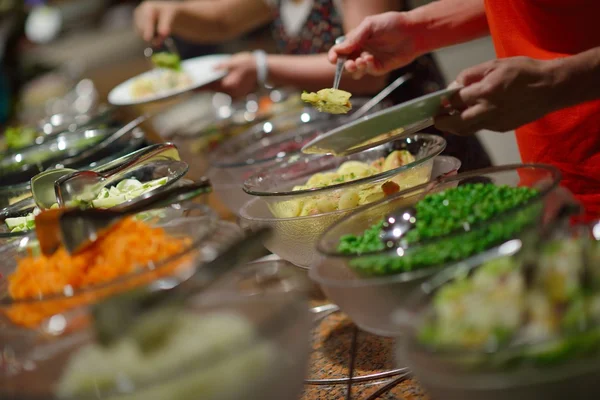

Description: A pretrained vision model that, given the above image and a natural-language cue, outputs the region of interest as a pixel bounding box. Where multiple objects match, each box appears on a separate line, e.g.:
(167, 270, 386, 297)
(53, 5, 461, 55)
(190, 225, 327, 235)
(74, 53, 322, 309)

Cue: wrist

(543, 57, 580, 111)
(253, 49, 269, 88)
(402, 9, 435, 58)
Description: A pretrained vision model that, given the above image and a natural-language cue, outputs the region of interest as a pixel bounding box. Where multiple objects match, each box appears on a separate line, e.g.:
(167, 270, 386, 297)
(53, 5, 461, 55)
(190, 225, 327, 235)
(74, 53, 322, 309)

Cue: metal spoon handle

(163, 37, 180, 58)
(94, 143, 175, 175)
(116, 178, 212, 215)
(332, 36, 346, 90)
(333, 58, 345, 90)
(349, 73, 414, 121)
(0, 196, 36, 218)
(55, 142, 180, 206)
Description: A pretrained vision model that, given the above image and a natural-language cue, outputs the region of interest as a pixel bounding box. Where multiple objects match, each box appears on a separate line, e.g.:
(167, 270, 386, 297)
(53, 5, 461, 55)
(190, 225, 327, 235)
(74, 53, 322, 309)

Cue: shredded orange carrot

(4, 218, 192, 328)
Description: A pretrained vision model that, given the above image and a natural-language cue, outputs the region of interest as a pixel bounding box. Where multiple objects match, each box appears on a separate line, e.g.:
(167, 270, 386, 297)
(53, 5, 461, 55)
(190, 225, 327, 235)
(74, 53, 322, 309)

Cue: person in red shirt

(329, 0, 600, 217)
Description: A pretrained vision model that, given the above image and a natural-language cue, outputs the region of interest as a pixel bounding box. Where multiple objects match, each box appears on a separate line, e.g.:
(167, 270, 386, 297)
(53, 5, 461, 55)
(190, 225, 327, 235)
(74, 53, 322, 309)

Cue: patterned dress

(268, 0, 492, 171)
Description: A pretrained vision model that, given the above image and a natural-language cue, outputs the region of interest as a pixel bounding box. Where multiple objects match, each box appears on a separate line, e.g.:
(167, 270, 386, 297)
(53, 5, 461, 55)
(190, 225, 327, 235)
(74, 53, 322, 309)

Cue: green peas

(337, 184, 540, 276)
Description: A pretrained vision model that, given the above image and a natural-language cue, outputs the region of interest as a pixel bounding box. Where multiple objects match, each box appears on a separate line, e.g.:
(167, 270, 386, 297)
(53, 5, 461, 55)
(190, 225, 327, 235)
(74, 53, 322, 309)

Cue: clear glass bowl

(0, 123, 146, 186)
(0, 132, 146, 211)
(0, 204, 222, 334)
(163, 90, 304, 180)
(396, 224, 600, 400)
(206, 99, 387, 215)
(0, 260, 311, 400)
(0, 159, 191, 239)
(239, 152, 456, 270)
(311, 164, 561, 336)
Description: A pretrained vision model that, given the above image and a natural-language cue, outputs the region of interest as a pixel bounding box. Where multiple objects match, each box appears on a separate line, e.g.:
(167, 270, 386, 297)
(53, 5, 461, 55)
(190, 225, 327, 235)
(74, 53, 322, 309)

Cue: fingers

(455, 60, 496, 86)
(434, 114, 479, 136)
(434, 103, 489, 136)
(156, 9, 174, 42)
(328, 18, 373, 63)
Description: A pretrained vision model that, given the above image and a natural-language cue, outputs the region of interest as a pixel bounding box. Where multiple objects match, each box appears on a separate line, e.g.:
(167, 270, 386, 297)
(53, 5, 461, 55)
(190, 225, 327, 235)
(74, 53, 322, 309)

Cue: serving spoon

(54, 143, 182, 207)
(380, 175, 495, 248)
(35, 178, 212, 256)
(29, 142, 181, 210)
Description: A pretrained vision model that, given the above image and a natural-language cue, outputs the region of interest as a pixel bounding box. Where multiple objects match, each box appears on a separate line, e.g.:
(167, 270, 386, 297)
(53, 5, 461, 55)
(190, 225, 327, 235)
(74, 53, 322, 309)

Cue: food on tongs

(151, 52, 182, 71)
(301, 89, 352, 114)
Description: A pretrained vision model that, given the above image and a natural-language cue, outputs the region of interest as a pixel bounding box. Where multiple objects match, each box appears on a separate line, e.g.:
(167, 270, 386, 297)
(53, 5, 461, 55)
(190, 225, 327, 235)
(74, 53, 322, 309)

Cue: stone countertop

(302, 305, 428, 400)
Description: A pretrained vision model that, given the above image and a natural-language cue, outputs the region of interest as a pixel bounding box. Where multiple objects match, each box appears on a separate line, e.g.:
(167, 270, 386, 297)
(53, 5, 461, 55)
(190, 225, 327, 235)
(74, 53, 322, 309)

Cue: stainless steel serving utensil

(301, 87, 459, 156)
(347, 73, 413, 121)
(30, 142, 181, 209)
(35, 178, 212, 256)
(333, 36, 346, 90)
(92, 227, 272, 349)
(380, 206, 418, 249)
(54, 143, 182, 207)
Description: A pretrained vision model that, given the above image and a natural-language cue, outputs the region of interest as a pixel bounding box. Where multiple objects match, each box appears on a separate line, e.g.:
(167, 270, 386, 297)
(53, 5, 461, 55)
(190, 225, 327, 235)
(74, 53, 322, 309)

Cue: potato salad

(270, 150, 428, 218)
(301, 89, 352, 114)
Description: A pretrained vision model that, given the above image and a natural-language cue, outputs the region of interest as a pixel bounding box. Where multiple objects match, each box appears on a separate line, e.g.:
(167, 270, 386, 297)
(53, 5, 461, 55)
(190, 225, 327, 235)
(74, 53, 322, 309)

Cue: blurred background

(0, 0, 520, 165)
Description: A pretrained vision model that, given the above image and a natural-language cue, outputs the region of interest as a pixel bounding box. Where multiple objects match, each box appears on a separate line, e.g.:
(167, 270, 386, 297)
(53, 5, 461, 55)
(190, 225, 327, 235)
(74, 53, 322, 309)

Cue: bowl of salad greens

(0, 159, 191, 237)
(396, 220, 600, 400)
(0, 120, 145, 187)
(239, 134, 447, 268)
(311, 164, 561, 336)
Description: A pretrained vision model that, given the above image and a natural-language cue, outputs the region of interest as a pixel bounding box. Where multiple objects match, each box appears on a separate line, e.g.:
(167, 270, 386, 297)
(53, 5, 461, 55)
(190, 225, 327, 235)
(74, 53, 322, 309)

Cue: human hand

(435, 56, 560, 136)
(208, 52, 258, 99)
(327, 12, 420, 79)
(134, 1, 181, 45)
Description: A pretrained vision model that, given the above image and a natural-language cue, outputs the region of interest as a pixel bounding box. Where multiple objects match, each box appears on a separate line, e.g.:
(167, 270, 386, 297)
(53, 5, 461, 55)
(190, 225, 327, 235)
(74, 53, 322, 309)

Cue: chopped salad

(418, 237, 600, 366)
(5, 177, 168, 233)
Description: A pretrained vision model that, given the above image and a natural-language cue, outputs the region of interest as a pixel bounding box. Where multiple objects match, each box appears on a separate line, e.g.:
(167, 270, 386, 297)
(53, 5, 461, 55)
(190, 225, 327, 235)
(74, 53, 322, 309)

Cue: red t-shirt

(484, 0, 600, 217)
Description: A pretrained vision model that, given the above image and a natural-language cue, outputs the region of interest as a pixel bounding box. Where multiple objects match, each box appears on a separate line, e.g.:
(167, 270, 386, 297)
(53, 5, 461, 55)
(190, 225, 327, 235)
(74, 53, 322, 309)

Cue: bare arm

(553, 47, 600, 109)
(329, 0, 488, 77)
(410, 0, 489, 55)
(134, 0, 273, 44)
(264, 0, 401, 94)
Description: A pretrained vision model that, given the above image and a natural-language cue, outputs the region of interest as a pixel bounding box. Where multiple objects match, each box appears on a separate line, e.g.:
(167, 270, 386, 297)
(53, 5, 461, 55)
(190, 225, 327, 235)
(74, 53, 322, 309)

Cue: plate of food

(108, 53, 230, 106)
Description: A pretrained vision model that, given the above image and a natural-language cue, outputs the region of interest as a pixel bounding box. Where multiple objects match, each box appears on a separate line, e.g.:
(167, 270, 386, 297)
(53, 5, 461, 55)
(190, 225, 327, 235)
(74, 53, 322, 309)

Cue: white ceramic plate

(108, 54, 230, 106)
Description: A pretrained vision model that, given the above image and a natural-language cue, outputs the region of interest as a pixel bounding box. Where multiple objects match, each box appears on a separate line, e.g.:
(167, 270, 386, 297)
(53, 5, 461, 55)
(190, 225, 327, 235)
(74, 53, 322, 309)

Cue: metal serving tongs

(35, 178, 211, 256)
(53, 142, 183, 208)
(332, 36, 346, 90)
(0, 142, 178, 219)
(92, 227, 272, 350)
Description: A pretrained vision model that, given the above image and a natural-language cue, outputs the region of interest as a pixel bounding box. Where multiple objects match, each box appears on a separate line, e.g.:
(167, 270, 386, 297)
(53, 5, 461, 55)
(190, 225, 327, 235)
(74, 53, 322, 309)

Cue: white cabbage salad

(130, 70, 193, 100)
(57, 312, 275, 400)
(5, 177, 168, 233)
(270, 150, 430, 218)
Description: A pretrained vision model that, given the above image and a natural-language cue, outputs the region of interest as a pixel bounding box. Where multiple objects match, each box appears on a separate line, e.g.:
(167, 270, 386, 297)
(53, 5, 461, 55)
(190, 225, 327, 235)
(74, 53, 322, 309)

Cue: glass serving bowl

(0, 131, 146, 210)
(310, 164, 561, 336)
(206, 99, 388, 214)
(239, 147, 454, 271)
(395, 223, 600, 400)
(0, 260, 311, 400)
(160, 90, 304, 179)
(0, 159, 191, 239)
(0, 123, 146, 186)
(0, 203, 222, 335)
